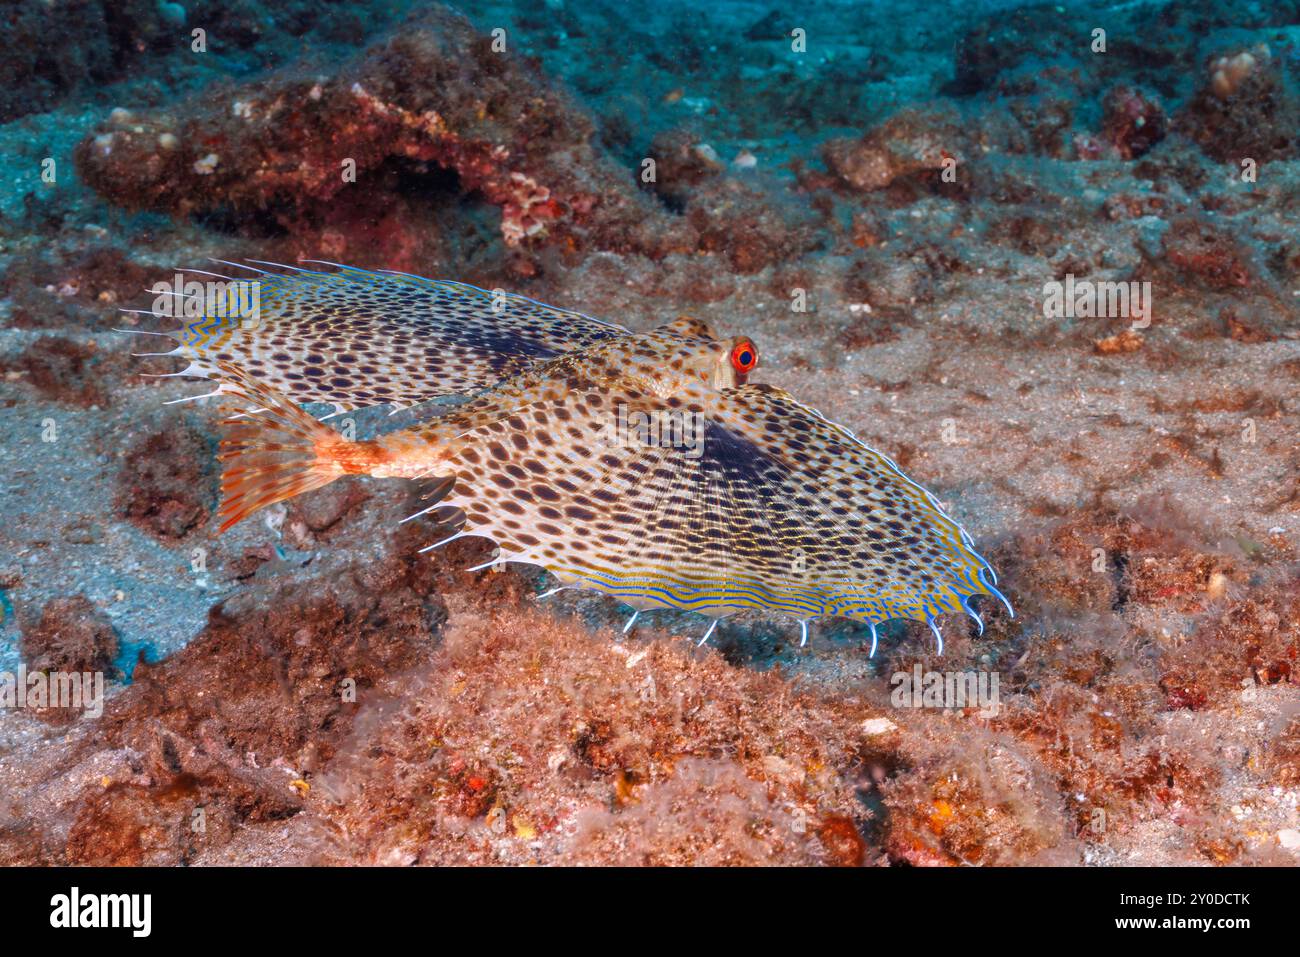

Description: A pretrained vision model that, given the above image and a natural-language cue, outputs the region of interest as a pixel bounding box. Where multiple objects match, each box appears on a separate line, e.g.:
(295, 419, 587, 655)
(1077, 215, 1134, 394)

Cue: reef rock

(74, 5, 678, 264)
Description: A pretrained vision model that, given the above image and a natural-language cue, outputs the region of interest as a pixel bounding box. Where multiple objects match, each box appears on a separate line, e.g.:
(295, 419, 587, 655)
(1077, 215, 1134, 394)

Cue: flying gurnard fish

(130, 262, 1011, 654)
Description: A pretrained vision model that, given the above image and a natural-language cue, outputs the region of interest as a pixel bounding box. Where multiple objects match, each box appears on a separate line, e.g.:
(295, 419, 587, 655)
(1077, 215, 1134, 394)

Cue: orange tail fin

(211, 361, 352, 533)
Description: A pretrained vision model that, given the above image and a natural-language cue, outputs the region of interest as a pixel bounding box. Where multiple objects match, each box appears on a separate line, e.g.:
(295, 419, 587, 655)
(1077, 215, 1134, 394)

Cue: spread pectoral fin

(417, 377, 1007, 627)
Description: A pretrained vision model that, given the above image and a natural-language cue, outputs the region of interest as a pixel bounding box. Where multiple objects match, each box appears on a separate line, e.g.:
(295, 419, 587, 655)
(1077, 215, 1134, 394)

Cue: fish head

(568, 319, 760, 398)
(634, 317, 760, 393)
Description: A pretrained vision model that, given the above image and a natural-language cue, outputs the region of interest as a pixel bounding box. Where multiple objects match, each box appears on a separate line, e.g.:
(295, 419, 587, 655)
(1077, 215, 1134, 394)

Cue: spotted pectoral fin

(701, 384, 1010, 623)
(413, 375, 1009, 635)
(130, 262, 630, 415)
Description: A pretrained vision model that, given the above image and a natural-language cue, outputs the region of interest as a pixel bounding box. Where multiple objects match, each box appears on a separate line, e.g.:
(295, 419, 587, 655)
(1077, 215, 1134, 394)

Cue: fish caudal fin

(212, 361, 352, 533)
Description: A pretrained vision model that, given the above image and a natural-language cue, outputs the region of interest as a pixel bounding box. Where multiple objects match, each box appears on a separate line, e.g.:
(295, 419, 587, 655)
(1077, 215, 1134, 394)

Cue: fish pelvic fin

(212, 361, 383, 533)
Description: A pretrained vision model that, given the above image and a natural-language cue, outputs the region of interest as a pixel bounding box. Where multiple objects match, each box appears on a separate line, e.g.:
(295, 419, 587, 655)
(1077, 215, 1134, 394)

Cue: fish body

(141, 262, 1011, 649)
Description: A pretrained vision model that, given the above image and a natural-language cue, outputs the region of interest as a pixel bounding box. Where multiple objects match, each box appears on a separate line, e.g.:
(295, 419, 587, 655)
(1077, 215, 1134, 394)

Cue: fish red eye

(730, 340, 757, 374)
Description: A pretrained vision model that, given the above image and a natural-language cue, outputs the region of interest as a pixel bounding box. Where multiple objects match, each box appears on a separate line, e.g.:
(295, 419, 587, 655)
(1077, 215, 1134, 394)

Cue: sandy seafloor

(0, 0, 1297, 865)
